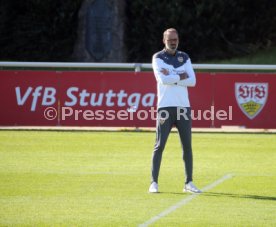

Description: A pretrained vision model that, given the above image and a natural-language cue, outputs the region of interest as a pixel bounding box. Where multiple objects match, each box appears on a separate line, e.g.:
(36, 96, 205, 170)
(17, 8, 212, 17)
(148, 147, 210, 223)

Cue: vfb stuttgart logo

(235, 83, 268, 119)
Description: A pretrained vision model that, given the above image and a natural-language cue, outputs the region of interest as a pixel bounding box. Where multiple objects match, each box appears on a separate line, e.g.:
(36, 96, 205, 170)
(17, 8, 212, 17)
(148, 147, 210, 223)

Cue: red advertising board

(0, 70, 275, 128)
(189, 72, 213, 127)
(58, 71, 157, 127)
(213, 73, 276, 128)
(0, 71, 59, 126)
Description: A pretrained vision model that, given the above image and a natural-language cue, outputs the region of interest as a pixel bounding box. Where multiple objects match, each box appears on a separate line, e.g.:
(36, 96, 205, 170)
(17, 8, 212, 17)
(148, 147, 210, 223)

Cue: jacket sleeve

(152, 56, 180, 85)
(176, 58, 196, 87)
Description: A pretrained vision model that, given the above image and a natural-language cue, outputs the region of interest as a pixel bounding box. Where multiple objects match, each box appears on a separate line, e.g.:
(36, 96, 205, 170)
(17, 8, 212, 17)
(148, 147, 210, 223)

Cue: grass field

(0, 131, 275, 226)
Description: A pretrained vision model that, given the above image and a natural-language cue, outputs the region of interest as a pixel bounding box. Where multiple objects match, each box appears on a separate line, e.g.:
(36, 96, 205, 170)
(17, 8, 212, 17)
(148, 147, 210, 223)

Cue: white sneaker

(184, 181, 202, 193)
(149, 182, 158, 193)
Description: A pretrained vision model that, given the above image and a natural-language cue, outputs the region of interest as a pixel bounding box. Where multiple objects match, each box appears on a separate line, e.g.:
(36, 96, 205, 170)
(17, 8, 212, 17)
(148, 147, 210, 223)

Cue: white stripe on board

(139, 174, 233, 227)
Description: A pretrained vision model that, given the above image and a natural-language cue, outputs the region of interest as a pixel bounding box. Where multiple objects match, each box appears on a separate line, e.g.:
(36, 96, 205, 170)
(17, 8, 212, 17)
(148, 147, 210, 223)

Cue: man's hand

(160, 68, 169, 75)
(179, 72, 189, 80)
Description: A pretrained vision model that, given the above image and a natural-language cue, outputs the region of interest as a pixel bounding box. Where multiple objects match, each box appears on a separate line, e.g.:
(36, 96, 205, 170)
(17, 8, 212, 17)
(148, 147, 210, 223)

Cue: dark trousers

(151, 107, 193, 184)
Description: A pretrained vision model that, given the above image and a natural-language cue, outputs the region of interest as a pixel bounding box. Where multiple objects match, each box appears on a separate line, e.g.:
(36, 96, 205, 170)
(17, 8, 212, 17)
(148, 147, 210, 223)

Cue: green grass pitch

(0, 131, 275, 226)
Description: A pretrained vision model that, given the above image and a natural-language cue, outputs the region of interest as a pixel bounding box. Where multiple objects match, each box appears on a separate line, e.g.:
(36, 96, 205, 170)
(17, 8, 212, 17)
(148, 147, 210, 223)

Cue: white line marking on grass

(139, 174, 233, 227)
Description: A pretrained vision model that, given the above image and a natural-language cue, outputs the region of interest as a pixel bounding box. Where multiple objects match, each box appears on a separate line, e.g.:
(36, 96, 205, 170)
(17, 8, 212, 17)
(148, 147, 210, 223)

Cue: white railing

(0, 61, 276, 71)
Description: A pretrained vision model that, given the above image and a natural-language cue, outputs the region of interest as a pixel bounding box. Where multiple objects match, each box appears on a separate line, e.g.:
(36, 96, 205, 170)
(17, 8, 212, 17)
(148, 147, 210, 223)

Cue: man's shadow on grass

(202, 192, 276, 201)
(160, 192, 276, 201)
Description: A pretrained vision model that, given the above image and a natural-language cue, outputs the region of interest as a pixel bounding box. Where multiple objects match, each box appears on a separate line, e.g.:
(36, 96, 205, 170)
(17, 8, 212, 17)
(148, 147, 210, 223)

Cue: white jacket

(152, 49, 196, 108)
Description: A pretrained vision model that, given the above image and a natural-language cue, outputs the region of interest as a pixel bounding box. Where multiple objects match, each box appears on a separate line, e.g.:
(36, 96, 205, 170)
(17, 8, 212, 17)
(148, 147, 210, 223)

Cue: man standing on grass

(149, 28, 201, 193)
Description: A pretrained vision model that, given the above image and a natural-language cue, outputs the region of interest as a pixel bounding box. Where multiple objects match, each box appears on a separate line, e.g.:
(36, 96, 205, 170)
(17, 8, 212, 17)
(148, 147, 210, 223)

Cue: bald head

(163, 28, 179, 40)
(163, 28, 179, 54)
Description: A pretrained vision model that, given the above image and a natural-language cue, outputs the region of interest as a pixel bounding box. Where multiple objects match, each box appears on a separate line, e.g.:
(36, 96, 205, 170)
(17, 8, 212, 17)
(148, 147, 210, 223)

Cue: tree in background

(125, 0, 276, 62)
(0, 0, 275, 62)
(0, 0, 82, 61)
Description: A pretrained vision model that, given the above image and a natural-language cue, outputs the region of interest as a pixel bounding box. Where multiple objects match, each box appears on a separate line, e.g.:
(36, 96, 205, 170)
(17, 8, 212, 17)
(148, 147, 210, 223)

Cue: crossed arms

(152, 58, 196, 87)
